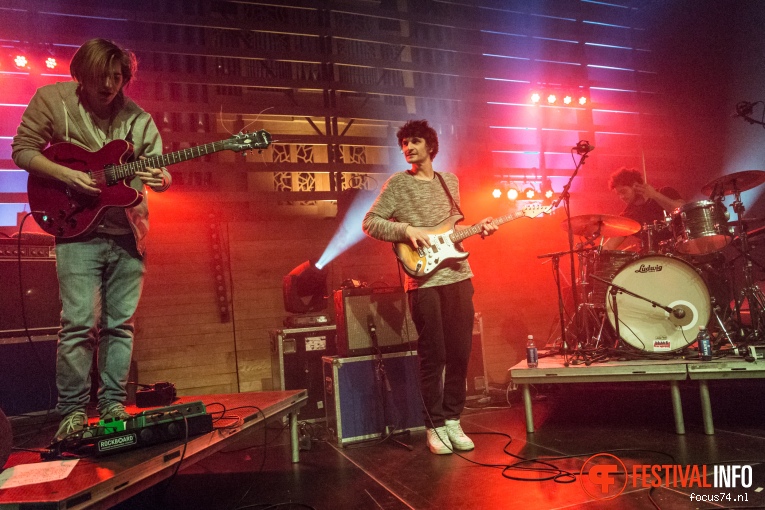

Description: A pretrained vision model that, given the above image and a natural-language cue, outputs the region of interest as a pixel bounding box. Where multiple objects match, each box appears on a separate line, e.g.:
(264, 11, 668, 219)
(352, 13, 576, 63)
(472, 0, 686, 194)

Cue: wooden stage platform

(0, 390, 307, 510)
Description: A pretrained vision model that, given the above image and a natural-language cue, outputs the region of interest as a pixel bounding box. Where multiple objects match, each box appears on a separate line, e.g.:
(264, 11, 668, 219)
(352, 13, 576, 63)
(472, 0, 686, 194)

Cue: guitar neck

(107, 140, 228, 183)
(450, 211, 527, 243)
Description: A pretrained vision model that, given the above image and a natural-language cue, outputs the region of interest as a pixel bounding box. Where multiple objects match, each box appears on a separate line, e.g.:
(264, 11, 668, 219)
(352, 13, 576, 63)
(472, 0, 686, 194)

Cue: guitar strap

(434, 172, 464, 218)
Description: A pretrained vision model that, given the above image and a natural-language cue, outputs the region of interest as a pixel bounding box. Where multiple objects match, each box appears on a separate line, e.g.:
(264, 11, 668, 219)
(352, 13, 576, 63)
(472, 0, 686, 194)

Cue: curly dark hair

(396, 119, 439, 160)
(608, 167, 643, 190)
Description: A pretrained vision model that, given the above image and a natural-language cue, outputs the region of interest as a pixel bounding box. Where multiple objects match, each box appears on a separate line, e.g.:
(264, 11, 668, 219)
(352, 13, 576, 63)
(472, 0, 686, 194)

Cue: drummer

(603, 167, 685, 251)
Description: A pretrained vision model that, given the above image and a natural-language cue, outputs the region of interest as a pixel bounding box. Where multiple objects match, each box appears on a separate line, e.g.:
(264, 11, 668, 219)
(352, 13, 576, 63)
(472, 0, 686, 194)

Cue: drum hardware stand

(729, 186, 765, 342)
(538, 247, 595, 365)
(710, 298, 736, 349)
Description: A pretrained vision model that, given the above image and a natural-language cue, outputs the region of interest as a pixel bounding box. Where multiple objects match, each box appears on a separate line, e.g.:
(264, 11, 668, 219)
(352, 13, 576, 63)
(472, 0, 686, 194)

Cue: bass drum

(605, 255, 711, 353)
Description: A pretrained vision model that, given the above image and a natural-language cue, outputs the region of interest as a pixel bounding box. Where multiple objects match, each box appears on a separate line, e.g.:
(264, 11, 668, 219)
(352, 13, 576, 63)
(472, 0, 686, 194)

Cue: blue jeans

(55, 234, 144, 417)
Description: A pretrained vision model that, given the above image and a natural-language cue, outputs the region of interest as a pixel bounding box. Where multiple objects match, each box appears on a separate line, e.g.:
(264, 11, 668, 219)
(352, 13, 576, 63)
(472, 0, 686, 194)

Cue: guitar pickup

(417, 248, 425, 257)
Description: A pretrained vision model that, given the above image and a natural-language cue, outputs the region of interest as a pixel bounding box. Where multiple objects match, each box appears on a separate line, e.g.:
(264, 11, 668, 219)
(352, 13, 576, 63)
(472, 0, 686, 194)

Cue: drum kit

(559, 170, 765, 359)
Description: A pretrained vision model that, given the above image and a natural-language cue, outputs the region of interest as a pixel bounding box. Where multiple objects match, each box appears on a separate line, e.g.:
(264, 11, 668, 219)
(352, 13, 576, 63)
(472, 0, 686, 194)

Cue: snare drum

(605, 255, 711, 353)
(671, 200, 730, 255)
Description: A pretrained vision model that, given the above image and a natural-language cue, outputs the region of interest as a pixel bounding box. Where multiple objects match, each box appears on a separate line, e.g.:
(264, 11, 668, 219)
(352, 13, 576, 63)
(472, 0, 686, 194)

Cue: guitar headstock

(223, 130, 272, 152)
(521, 203, 554, 218)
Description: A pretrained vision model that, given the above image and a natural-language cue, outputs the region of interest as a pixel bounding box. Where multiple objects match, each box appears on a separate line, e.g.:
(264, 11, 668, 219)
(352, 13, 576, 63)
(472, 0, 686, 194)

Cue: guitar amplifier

(333, 287, 417, 357)
(0, 238, 60, 338)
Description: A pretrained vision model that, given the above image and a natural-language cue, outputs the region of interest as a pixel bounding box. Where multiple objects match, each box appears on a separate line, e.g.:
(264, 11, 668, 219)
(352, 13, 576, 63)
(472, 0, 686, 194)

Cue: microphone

(672, 307, 685, 319)
(733, 101, 755, 118)
(574, 140, 595, 155)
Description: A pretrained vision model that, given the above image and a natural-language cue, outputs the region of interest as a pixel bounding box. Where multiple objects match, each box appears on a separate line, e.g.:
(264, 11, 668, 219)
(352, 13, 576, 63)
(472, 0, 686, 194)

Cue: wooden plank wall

(0, 0, 719, 395)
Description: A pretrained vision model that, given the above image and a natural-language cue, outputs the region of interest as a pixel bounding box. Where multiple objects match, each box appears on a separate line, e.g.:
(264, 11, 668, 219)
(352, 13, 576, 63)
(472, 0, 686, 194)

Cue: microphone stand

(589, 275, 684, 347)
(367, 318, 413, 451)
(551, 147, 592, 365)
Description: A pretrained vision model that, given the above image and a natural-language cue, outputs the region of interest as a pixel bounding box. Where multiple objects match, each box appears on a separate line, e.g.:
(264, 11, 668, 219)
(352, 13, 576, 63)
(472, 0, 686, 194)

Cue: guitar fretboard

(449, 206, 549, 243)
(106, 141, 226, 185)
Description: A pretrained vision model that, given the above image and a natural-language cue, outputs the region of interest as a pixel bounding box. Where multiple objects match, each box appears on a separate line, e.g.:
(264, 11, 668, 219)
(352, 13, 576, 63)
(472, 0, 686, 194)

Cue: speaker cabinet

(334, 287, 417, 357)
(0, 335, 57, 415)
(0, 258, 60, 338)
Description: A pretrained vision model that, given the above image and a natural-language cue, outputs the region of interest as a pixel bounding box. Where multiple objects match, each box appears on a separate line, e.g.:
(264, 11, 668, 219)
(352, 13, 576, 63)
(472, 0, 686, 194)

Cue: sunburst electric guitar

(26, 130, 272, 238)
(393, 203, 553, 277)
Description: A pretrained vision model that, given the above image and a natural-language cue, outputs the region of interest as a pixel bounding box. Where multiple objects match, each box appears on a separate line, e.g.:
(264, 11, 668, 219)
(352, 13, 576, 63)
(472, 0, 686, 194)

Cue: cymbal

(701, 170, 765, 197)
(561, 214, 641, 238)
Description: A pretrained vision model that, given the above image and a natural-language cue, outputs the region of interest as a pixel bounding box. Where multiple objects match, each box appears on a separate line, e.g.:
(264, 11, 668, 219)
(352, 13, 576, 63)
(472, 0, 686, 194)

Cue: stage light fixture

(13, 54, 29, 70)
(547, 94, 556, 105)
(45, 57, 57, 70)
(523, 187, 536, 200)
(492, 188, 502, 199)
(507, 188, 519, 201)
(579, 96, 587, 105)
(563, 95, 572, 105)
(282, 260, 328, 314)
(530, 93, 541, 104)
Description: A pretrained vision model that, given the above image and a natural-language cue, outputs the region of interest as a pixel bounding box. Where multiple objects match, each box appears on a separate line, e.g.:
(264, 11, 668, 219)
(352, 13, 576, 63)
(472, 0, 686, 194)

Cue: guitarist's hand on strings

(62, 167, 100, 196)
(476, 217, 498, 239)
(136, 157, 168, 191)
(405, 225, 431, 249)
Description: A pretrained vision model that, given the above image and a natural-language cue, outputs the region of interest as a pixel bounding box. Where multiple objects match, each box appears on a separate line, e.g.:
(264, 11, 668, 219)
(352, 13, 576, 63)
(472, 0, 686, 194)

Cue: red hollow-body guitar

(26, 130, 271, 238)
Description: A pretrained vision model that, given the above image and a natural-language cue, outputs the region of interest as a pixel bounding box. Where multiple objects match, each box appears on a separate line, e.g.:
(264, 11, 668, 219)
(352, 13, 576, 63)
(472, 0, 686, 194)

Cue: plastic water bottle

(697, 326, 712, 361)
(526, 335, 538, 368)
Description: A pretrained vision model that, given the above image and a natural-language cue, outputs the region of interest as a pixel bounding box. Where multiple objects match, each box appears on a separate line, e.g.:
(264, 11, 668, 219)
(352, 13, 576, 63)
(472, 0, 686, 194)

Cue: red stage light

(563, 95, 572, 105)
(507, 188, 519, 200)
(45, 57, 57, 70)
(530, 93, 541, 104)
(579, 96, 587, 105)
(547, 94, 556, 104)
(492, 188, 502, 199)
(524, 187, 536, 200)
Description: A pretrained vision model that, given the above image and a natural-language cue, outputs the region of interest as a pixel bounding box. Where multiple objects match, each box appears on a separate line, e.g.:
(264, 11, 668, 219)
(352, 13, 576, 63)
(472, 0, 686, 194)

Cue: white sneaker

(426, 426, 453, 454)
(445, 419, 474, 451)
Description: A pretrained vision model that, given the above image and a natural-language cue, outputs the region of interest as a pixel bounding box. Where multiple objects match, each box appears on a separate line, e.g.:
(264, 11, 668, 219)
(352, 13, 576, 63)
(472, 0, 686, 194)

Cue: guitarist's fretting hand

(405, 225, 431, 248)
(136, 157, 168, 191)
(456, 217, 498, 239)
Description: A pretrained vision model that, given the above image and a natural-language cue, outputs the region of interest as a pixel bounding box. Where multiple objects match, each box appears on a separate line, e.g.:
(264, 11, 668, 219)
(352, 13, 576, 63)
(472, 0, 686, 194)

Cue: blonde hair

(70, 38, 137, 90)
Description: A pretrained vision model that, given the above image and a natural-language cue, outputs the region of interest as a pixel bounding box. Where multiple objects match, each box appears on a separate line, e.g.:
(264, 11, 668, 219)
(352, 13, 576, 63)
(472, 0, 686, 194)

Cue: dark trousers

(408, 279, 474, 428)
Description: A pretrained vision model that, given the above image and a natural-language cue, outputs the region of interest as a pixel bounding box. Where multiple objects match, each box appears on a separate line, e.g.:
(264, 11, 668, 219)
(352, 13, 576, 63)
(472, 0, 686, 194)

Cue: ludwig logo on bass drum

(634, 263, 663, 273)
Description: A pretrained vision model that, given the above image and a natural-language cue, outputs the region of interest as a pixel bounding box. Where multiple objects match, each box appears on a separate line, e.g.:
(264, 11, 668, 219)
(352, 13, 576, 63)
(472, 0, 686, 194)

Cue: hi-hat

(561, 214, 641, 238)
(701, 170, 765, 197)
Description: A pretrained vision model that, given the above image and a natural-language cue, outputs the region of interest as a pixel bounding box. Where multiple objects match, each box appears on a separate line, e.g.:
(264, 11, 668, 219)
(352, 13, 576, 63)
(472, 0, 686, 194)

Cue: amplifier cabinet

(323, 352, 424, 446)
(0, 335, 57, 416)
(0, 257, 60, 338)
(334, 287, 417, 357)
(270, 325, 336, 421)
